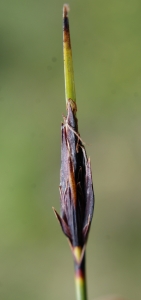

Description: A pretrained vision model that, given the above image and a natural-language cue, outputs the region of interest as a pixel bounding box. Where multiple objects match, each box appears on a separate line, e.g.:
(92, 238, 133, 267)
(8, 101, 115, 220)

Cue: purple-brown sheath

(53, 98, 94, 262)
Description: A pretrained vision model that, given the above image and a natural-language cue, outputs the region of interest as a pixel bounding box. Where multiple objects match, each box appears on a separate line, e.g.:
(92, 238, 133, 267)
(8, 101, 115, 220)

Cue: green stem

(74, 255, 87, 300)
(63, 4, 76, 106)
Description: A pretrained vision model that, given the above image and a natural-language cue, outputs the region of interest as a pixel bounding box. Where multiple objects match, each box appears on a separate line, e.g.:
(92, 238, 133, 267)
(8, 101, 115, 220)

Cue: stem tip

(63, 4, 70, 17)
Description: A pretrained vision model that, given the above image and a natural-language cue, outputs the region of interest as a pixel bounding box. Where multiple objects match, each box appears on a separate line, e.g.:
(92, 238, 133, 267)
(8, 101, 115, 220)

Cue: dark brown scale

(54, 99, 94, 250)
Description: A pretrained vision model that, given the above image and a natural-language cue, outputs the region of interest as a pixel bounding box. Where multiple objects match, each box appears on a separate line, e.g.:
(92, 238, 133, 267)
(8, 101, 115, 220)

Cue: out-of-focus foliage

(0, 1, 141, 299)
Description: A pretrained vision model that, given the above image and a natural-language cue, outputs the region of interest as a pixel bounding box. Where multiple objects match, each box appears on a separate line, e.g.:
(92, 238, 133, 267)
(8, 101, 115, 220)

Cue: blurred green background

(0, 0, 141, 299)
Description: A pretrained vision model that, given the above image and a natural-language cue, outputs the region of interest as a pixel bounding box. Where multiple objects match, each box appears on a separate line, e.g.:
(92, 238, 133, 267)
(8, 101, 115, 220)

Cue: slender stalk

(74, 247, 87, 300)
(63, 4, 76, 105)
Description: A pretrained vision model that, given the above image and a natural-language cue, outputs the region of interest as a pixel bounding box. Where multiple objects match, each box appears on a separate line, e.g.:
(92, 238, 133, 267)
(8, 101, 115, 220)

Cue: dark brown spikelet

(53, 99, 95, 260)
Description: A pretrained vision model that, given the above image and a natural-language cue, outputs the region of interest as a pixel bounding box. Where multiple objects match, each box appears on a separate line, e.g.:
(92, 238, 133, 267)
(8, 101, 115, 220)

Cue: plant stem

(74, 248, 87, 300)
(63, 4, 76, 105)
